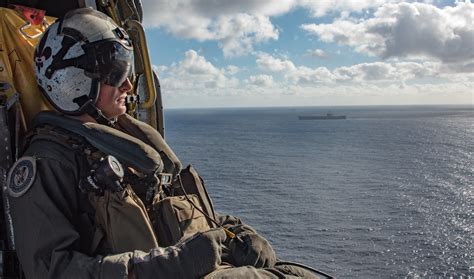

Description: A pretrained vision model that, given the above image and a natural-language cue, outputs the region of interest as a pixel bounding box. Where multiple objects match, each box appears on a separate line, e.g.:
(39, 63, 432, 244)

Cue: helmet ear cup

(34, 8, 132, 116)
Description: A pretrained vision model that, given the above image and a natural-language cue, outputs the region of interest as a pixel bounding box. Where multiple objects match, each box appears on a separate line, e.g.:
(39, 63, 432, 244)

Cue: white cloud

(334, 63, 393, 81)
(141, 0, 473, 61)
(159, 50, 238, 91)
(334, 61, 440, 83)
(298, 0, 398, 17)
(225, 65, 240, 75)
(152, 65, 168, 75)
(247, 75, 274, 87)
(141, 0, 295, 29)
(141, 1, 474, 107)
(178, 50, 220, 75)
(141, 0, 281, 57)
(163, 80, 473, 108)
(158, 52, 473, 108)
(211, 14, 279, 57)
(288, 66, 336, 84)
(140, 0, 410, 57)
(256, 53, 296, 72)
(301, 2, 474, 71)
(255, 53, 447, 85)
(178, 0, 297, 17)
(306, 49, 328, 58)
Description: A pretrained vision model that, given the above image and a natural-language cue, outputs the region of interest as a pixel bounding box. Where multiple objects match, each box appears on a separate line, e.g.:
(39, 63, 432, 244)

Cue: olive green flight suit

(10, 129, 133, 278)
(9, 115, 328, 279)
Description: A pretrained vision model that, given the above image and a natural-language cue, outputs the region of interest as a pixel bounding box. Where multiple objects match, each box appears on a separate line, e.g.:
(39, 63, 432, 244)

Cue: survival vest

(29, 111, 217, 253)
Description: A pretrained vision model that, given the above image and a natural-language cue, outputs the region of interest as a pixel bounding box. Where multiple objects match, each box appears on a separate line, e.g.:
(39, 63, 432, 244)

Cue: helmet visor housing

(83, 39, 133, 87)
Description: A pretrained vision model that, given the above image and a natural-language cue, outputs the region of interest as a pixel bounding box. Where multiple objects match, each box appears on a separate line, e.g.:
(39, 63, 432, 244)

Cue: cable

(177, 174, 241, 241)
(176, 176, 332, 277)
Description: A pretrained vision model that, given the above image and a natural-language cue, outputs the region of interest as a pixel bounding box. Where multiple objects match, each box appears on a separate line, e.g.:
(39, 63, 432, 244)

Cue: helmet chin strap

(73, 83, 115, 126)
(82, 101, 114, 126)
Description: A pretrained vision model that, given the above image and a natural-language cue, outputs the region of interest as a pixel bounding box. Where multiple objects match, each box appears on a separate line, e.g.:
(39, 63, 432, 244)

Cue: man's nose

(119, 78, 133, 92)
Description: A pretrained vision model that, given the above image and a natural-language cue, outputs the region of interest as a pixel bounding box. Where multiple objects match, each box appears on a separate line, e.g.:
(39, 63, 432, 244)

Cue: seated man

(8, 8, 327, 279)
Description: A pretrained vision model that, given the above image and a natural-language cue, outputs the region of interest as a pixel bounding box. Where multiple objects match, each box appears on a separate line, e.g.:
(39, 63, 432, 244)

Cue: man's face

(96, 78, 132, 119)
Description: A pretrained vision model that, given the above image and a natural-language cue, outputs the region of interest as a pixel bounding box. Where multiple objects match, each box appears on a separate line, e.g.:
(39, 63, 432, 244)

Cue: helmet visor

(84, 40, 134, 87)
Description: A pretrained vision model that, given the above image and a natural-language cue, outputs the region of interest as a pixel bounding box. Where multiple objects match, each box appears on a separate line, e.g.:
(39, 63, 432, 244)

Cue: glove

(229, 232, 277, 268)
(131, 228, 226, 278)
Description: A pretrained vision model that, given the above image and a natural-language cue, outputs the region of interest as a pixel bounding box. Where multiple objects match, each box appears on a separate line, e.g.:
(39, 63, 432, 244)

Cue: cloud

(141, 0, 281, 57)
(225, 65, 240, 75)
(161, 51, 468, 92)
(141, 0, 295, 29)
(141, 1, 473, 107)
(157, 51, 473, 108)
(301, 2, 474, 70)
(298, 0, 398, 17)
(211, 14, 279, 57)
(256, 53, 445, 85)
(256, 53, 296, 72)
(186, 0, 296, 17)
(140, 0, 408, 57)
(247, 74, 274, 87)
(159, 50, 238, 91)
(306, 49, 328, 59)
(178, 50, 220, 75)
(288, 66, 336, 84)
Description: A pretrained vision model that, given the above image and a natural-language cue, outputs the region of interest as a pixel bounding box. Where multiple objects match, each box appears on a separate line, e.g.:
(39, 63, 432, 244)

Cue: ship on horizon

(298, 113, 346, 120)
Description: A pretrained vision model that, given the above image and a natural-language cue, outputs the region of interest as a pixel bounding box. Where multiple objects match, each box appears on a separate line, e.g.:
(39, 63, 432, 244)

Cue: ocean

(164, 105, 473, 278)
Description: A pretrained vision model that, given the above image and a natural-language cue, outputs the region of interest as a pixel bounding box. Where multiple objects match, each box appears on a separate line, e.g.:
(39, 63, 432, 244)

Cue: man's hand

(229, 232, 277, 268)
(131, 228, 227, 278)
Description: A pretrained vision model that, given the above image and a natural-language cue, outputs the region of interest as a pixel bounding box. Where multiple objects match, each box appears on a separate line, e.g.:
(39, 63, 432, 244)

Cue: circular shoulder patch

(7, 157, 37, 198)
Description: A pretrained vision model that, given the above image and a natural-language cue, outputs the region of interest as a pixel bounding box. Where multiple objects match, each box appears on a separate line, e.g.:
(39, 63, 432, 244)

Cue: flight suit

(8, 112, 326, 278)
(8, 114, 225, 278)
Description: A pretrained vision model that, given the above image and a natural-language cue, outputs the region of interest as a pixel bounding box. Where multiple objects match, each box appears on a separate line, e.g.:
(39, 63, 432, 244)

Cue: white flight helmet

(34, 8, 133, 124)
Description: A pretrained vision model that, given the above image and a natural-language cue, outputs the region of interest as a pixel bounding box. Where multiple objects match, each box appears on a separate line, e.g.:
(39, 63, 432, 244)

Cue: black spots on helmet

(62, 27, 88, 43)
(35, 46, 52, 72)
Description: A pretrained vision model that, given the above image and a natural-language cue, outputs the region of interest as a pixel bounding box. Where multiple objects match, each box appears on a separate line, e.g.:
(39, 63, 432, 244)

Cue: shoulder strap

(33, 111, 163, 175)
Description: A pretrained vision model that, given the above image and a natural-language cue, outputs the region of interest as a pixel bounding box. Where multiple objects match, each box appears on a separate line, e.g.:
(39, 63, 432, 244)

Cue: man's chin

(103, 108, 126, 119)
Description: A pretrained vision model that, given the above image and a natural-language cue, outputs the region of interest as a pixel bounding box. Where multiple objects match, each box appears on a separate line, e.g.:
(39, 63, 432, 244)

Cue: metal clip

(19, 19, 50, 39)
(159, 173, 173, 186)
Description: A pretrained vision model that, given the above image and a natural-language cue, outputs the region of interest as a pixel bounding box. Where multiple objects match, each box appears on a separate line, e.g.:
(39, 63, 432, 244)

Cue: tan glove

(131, 228, 226, 279)
(229, 232, 277, 268)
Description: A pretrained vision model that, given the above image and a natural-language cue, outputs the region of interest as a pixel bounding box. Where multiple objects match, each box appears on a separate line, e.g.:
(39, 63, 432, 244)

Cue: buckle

(159, 173, 173, 186)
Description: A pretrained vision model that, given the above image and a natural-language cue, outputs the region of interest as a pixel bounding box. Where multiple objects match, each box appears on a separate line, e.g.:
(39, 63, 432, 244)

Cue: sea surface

(163, 105, 473, 278)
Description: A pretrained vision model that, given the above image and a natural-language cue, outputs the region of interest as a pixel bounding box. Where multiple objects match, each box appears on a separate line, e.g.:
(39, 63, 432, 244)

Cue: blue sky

(140, 0, 473, 108)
